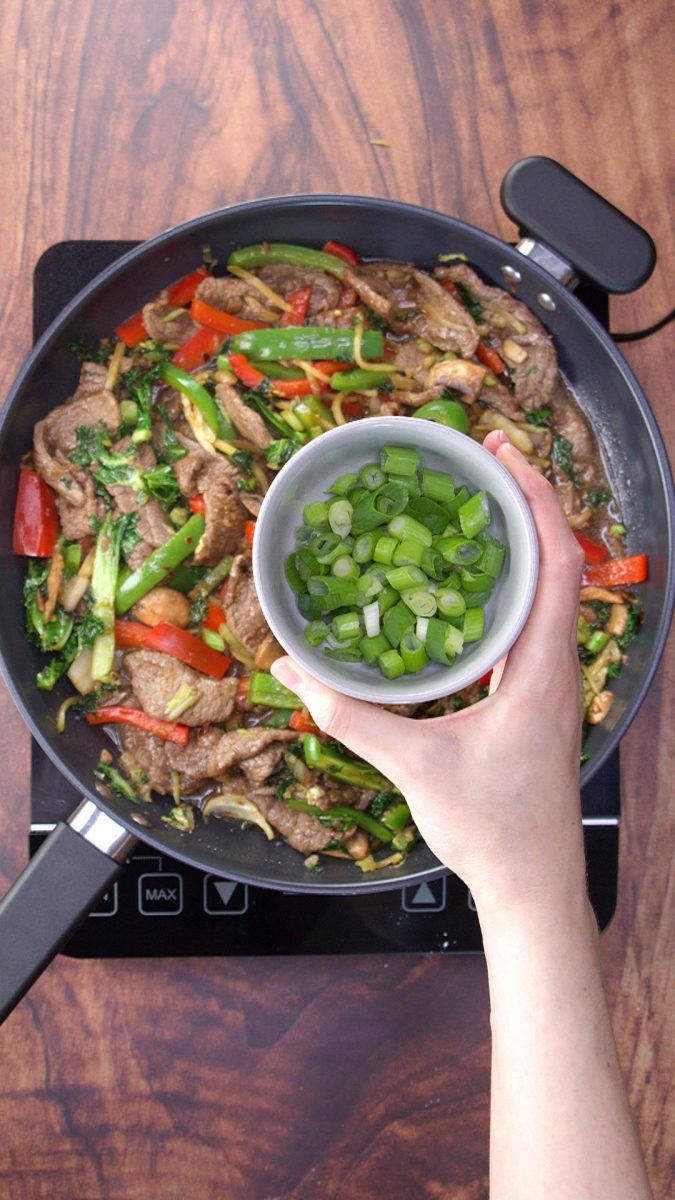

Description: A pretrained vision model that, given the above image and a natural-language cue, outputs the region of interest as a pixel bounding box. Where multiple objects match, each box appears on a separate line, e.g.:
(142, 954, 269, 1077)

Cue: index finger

(482, 431, 584, 692)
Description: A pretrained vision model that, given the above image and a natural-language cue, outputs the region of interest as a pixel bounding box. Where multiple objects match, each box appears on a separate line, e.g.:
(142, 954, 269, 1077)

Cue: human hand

(271, 430, 587, 914)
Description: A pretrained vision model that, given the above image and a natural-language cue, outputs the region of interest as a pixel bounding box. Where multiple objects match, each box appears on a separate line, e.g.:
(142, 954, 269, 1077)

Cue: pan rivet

(501, 265, 522, 284)
(537, 292, 557, 312)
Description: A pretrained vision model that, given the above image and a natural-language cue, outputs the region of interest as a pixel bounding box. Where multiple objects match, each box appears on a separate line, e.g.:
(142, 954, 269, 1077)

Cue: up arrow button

(402, 877, 447, 913)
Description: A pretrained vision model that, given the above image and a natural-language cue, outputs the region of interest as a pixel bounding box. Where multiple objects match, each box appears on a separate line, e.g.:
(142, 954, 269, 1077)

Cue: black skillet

(0, 158, 672, 1022)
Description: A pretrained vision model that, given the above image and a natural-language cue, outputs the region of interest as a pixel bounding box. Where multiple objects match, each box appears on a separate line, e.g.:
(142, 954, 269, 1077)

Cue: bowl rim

(252, 416, 539, 703)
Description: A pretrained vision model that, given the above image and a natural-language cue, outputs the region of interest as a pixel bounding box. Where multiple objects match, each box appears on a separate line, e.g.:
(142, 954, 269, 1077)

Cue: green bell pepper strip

(247, 671, 301, 708)
(331, 368, 392, 392)
(115, 514, 206, 613)
(413, 397, 469, 433)
(228, 242, 349, 280)
(302, 734, 392, 790)
(159, 362, 235, 440)
(286, 796, 395, 842)
(229, 326, 384, 362)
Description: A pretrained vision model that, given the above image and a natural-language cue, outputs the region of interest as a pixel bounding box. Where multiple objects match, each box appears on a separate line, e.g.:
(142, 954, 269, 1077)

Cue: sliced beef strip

(254, 265, 342, 316)
(73, 361, 109, 401)
(238, 743, 290, 788)
(142, 289, 198, 346)
(207, 727, 297, 776)
(195, 275, 278, 322)
(118, 725, 171, 794)
(389, 338, 429, 380)
(215, 382, 273, 450)
(33, 389, 120, 540)
(437, 264, 558, 410)
(127, 501, 175, 570)
(344, 262, 479, 356)
(173, 448, 247, 564)
(165, 728, 224, 793)
(549, 386, 596, 484)
(221, 554, 269, 655)
(249, 792, 335, 854)
(124, 650, 239, 727)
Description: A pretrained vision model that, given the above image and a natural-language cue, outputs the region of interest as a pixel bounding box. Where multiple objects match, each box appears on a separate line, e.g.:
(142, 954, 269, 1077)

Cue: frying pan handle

(501, 157, 656, 294)
(0, 801, 136, 1023)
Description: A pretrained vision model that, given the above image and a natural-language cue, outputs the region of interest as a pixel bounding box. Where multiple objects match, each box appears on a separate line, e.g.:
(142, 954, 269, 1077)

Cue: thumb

(271, 656, 409, 781)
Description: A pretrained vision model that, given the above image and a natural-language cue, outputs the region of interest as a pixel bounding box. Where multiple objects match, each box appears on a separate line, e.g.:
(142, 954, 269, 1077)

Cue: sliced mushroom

(580, 586, 628, 604)
(502, 337, 528, 364)
(202, 793, 275, 839)
(424, 358, 486, 400)
(607, 603, 629, 637)
(587, 690, 613, 724)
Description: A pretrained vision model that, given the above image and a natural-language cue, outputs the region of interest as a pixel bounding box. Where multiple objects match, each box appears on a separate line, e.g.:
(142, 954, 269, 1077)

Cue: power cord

(613, 307, 675, 342)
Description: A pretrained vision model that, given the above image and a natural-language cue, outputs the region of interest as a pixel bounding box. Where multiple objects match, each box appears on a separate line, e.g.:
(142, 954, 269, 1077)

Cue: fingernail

(504, 441, 528, 464)
(271, 658, 302, 691)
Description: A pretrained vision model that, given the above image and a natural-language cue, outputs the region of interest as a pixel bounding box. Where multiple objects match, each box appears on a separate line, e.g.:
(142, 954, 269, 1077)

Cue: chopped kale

(264, 436, 304, 467)
(142, 463, 181, 509)
(552, 434, 576, 481)
(95, 760, 139, 804)
(606, 661, 622, 678)
(580, 751, 591, 766)
(526, 407, 552, 427)
(155, 403, 187, 464)
(69, 423, 111, 467)
(617, 608, 641, 649)
(68, 338, 112, 364)
(365, 308, 388, 331)
(232, 449, 254, 474)
(119, 511, 141, 560)
(586, 600, 611, 625)
(584, 489, 613, 508)
(369, 790, 400, 818)
(72, 683, 117, 714)
(36, 606, 105, 691)
(236, 477, 259, 492)
(242, 390, 295, 438)
(453, 281, 483, 322)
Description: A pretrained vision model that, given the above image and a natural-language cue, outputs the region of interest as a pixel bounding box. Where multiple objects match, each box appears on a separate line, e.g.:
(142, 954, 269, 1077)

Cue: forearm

(478, 877, 652, 1200)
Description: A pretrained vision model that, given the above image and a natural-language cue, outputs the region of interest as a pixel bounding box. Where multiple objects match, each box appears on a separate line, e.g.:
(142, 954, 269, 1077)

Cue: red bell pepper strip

(476, 342, 507, 376)
(315, 360, 351, 376)
(441, 279, 461, 301)
(342, 398, 363, 419)
(172, 326, 222, 371)
(86, 705, 190, 746)
(188, 494, 206, 515)
(574, 532, 608, 565)
(167, 267, 211, 308)
(245, 520, 256, 549)
(280, 286, 313, 327)
(190, 297, 269, 335)
(13, 470, 59, 557)
(322, 241, 361, 267)
(203, 602, 227, 633)
(229, 353, 315, 397)
(114, 268, 212, 347)
(477, 669, 493, 689)
(235, 677, 250, 705)
(114, 619, 232, 677)
(228, 353, 267, 390)
(289, 708, 319, 734)
(582, 554, 648, 588)
(114, 310, 148, 349)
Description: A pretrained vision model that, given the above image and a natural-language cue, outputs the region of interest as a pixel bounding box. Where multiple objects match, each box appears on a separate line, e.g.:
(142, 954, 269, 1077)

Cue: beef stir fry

(15, 242, 647, 870)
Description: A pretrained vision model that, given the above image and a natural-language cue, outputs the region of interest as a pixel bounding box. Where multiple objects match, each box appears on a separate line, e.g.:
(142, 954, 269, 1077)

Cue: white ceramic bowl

(253, 417, 538, 703)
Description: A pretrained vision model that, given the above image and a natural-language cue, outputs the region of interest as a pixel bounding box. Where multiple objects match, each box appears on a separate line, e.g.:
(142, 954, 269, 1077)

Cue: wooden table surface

(1, 2, 673, 1197)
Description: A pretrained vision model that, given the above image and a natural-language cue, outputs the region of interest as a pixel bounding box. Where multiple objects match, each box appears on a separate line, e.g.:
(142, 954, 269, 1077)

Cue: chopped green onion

(378, 648, 405, 679)
(332, 611, 362, 642)
(328, 471, 359, 495)
(374, 535, 397, 565)
(304, 501, 329, 527)
(331, 554, 360, 581)
(388, 513, 433, 547)
(380, 445, 420, 477)
(363, 600, 381, 638)
(328, 499, 353, 538)
(359, 463, 387, 490)
(202, 628, 226, 653)
(392, 539, 425, 567)
(305, 619, 330, 646)
(400, 634, 428, 674)
(436, 535, 482, 566)
(458, 490, 490, 538)
(463, 607, 485, 642)
(420, 468, 455, 503)
(353, 532, 377, 563)
(360, 631, 391, 664)
(400, 589, 437, 617)
(383, 599, 415, 647)
(436, 588, 466, 619)
(386, 564, 426, 591)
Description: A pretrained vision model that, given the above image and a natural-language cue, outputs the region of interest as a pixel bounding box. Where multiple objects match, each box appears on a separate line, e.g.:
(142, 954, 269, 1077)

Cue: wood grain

(0, 1, 673, 1196)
